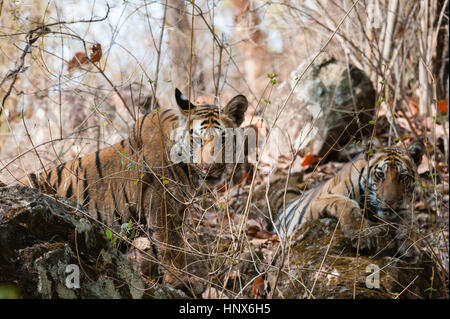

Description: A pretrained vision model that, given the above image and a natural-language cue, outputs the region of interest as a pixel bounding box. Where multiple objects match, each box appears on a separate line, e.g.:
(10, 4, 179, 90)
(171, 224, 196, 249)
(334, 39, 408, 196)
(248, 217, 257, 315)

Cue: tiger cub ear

(407, 140, 425, 166)
(175, 88, 196, 114)
(223, 94, 248, 127)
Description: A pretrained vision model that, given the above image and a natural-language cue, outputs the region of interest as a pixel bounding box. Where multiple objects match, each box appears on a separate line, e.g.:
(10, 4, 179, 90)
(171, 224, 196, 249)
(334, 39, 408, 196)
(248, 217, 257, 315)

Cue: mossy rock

(0, 185, 186, 299)
(266, 218, 444, 299)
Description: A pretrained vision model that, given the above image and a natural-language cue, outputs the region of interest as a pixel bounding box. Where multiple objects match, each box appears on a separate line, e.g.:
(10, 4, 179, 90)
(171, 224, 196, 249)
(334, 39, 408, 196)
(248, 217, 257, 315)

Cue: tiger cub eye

(374, 170, 384, 180)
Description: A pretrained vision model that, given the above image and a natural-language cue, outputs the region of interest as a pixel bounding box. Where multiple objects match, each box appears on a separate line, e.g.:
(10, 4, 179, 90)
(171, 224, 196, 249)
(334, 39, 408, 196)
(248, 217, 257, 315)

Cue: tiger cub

(268, 142, 425, 258)
(23, 88, 249, 288)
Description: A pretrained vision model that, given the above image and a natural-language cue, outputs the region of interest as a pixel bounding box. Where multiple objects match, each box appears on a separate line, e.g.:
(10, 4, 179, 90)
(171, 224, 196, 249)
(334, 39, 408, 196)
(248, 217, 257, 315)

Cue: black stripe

(120, 139, 125, 148)
(128, 137, 135, 154)
(164, 114, 179, 122)
(65, 182, 73, 198)
(344, 180, 351, 196)
(111, 189, 117, 209)
(95, 151, 103, 179)
(200, 120, 221, 127)
(298, 187, 321, 223)
(139, 112, 150, 143)
(75, 164, 79, 182)
(210, 119, 221, 126)
(197, 104, 218, 110)
(123, 188, 130, 206)
(29, 173, 39, 188)
(56, 162, 66, 186)
(193, 110, 217, 116)
(82, 169, 90, 207)
(161, 109, 172, 117)
(358, 164, 368, 196)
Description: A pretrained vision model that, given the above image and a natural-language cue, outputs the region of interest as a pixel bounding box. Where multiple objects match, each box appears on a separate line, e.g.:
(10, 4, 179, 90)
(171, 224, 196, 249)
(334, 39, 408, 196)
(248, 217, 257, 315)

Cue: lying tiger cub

(268, 142, 425, 258)
(21, 88, 249, 289)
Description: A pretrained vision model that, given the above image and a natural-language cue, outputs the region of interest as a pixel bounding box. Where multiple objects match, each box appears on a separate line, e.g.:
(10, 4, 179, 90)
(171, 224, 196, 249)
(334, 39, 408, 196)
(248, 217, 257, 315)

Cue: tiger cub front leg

(143, 186, 187, 285)
(394, 210, 422, 263)
(309, 194, 379, 250)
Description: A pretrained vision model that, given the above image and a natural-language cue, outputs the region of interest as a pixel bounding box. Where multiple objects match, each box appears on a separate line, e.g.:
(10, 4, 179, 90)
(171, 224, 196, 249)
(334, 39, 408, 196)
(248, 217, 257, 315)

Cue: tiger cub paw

(341, 213, 379, 251)
(396, 229, 423, 264)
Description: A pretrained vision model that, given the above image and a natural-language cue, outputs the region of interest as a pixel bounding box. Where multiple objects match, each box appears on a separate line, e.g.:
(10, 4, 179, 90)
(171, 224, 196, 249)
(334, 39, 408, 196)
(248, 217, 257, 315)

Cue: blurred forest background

(0, 0, 448, 298)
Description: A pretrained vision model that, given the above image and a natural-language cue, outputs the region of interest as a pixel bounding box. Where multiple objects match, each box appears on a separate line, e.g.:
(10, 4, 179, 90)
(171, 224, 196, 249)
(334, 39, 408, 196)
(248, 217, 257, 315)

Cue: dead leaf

(254, 229, 274, 239)
(131, 237, 152, 250)
(415, 201, 427, 211)
(90, 43, 102, 63)
(301, 152, 321, 167)
(68, 43, 102, 71)
(438, 100, 448, 114)
(202, 287, 228, 299)
(68, 52, 89, 71)
(251, 276, 265, 298)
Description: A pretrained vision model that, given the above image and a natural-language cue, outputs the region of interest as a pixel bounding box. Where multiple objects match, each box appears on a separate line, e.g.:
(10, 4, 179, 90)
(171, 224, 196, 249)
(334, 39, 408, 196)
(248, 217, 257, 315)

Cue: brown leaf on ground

(415, 201, 427, 211)
(254, 229, 275, 239)
(301, 152, 321, 167)
(251, 276, 265, 298)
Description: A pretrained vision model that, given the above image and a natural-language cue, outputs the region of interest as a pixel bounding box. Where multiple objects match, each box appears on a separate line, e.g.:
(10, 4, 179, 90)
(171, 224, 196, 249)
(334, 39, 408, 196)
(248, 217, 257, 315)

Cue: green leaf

(105, 228, 112, 240)
(369, 120, 376, 125)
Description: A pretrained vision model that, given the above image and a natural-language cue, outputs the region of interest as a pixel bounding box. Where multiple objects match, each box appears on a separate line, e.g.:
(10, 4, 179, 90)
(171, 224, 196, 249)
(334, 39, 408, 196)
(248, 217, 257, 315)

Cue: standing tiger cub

(269, 142, 425, 259)
(23, 88, 249, 289)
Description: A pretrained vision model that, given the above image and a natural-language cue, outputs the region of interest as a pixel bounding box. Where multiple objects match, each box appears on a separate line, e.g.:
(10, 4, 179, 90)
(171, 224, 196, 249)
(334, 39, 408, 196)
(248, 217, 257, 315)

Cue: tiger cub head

(173, 88, 249, 183)
(364, 141, 425, 220)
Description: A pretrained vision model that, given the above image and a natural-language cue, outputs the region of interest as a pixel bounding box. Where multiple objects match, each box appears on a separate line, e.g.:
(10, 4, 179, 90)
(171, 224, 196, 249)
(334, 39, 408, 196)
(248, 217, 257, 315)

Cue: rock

(261, 53, 375, 166)
(265, 218, 444, 299)
(0, 185, 186, 299)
